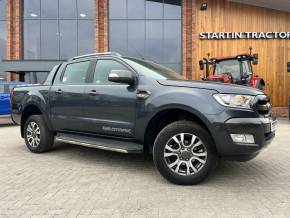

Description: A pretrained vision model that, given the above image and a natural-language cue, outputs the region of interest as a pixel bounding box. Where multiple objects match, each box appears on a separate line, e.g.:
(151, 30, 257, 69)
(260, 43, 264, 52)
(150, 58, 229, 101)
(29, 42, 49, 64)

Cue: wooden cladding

(195, 0, 290, 107)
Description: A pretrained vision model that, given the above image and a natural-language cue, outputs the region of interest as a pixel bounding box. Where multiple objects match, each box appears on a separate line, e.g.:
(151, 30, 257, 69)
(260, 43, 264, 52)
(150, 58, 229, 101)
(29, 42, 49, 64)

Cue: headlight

(213, 94, 254, 109)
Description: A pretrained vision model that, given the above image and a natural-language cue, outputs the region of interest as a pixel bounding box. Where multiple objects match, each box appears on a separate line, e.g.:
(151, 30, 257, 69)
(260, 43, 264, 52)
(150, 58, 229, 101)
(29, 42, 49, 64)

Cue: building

(0, 0, 289, 115)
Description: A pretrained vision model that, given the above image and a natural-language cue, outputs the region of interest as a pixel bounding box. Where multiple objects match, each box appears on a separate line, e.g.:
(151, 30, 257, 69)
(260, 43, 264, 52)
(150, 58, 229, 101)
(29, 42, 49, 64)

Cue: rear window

(62, 61, 90, 84)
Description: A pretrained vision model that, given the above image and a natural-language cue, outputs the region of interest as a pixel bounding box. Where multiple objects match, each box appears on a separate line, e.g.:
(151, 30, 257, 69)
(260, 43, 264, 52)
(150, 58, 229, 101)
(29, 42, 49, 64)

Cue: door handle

(88, 90, 98, 96)
(137, 90, 151, 99)
(55, 89, 63, 94)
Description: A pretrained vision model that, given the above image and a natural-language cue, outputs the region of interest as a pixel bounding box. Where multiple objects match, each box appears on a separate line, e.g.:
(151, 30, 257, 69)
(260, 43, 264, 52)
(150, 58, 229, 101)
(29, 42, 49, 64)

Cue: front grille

(253, 95, 271, 116)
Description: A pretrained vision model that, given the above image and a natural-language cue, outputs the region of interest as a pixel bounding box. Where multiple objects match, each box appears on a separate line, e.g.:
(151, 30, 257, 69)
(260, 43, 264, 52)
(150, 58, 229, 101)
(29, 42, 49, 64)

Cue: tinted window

(59, 0, 77, 19)
(41, 0, 58, 19)
(77, 0, 94, 19)
(109, 0, 182, 73)
(60, 20, 77, 59)
(23, 0, 95, 60)
(0, 0, 6, 20)
(41, 20, 59, 59)
(78, 20, 95, 55)
(93, 60, 128, 84)
(24, 0, 40, 19)
(124, 57, 183, 80)
(0, 21, 6, 60)
(24, 20, 41, 59)
(0, 0, 6, 61)
(62, 61, 90, 84)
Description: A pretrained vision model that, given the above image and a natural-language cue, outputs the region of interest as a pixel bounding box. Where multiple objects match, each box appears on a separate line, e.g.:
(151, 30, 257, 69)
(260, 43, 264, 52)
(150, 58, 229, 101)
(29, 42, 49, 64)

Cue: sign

(200, 32, 290, 40)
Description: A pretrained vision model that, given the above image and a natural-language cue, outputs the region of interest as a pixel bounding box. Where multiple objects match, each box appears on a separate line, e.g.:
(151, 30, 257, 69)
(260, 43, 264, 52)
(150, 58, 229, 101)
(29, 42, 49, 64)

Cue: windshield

(211, 59, 253, 81)
(123, 57, 184, 80)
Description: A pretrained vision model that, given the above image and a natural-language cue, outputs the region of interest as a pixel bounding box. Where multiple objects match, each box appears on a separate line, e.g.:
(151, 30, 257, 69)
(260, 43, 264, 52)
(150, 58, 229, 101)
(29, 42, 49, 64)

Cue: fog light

(230, 134, 255, 144)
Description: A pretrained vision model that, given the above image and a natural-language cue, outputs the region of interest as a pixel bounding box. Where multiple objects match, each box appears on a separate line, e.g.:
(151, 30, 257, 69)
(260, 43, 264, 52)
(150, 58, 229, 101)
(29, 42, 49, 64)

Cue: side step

(55, 133, 143, 154)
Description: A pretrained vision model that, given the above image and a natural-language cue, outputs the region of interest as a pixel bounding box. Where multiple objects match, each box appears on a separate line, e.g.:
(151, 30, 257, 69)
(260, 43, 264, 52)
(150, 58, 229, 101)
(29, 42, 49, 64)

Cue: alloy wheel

(164, 133, 207, 176)
(26, 121, 41, 148)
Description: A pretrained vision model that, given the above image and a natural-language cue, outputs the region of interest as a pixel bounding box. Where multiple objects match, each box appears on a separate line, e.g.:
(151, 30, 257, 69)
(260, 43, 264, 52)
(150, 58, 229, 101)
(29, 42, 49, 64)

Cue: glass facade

(23, 0, 95, 60)
(0, 0, 6, 61)
(22, 72, 49, 84)
(109, 0, 182, 73)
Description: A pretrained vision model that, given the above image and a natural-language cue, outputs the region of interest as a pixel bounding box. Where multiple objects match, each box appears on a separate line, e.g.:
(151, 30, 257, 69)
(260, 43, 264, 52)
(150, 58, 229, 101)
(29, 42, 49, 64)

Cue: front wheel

(24, 115, 54, 153)
(153, 121, 217, 185)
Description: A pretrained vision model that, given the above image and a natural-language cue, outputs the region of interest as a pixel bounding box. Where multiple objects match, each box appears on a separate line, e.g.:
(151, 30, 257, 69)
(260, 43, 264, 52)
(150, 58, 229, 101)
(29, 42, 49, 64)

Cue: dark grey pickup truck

(11, 52, 276, 185)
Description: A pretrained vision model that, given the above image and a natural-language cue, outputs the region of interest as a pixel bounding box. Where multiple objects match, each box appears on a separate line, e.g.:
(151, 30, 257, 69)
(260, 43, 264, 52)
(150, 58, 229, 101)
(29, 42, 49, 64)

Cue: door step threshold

(55, 133, 143, 154)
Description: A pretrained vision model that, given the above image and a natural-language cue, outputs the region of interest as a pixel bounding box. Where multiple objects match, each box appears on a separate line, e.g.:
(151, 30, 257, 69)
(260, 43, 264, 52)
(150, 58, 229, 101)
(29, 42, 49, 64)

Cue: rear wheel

(153, 121, 217, 185)
(24, 115, 54, 153)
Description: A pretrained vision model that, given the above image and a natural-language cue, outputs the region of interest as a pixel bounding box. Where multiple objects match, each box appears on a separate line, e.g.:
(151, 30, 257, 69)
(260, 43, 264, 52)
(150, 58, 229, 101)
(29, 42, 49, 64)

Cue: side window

(93, 59, 128, 84)
(62, 61, 90, 84)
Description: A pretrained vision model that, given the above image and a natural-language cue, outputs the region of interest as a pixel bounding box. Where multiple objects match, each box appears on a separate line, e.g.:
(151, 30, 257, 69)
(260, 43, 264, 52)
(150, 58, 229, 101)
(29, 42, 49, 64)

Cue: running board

(55, 133, 143, 154)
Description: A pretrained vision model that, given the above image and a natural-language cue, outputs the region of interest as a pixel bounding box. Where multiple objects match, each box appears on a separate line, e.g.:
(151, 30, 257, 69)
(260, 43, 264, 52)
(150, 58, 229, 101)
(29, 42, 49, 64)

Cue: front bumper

(210, 114, 276, 160)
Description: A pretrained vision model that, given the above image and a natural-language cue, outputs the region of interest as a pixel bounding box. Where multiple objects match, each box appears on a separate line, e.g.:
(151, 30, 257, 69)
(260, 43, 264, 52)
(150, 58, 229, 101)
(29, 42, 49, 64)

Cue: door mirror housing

(108, 70, 136, 86)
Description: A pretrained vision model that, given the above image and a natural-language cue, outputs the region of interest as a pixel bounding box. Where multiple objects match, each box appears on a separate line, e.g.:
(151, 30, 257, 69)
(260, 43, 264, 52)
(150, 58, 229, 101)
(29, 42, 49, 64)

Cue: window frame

(59, 60, 93, 85)
(22, 0, 95, 60)
(108, 0, 183, 73)
(87, 57, 138, 85)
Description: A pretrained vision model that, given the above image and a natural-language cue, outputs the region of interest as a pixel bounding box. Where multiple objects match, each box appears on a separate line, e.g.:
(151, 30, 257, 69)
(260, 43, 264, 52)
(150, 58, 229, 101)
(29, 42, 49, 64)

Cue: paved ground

(0, 118, 289, 218)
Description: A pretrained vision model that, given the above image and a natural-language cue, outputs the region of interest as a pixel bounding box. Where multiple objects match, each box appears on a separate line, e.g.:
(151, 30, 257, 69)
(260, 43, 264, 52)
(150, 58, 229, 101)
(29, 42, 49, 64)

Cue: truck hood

(157, 79, 265, 96)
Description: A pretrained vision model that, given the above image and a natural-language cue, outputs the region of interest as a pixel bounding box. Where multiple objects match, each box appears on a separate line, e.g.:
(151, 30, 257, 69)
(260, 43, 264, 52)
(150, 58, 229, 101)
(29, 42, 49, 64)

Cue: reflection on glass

(109, 21, 127, 54)
(0, 0, 6, 20)
(109, 0, 182, 73)
(24, 0, 40, 19)
(164, 0, 181, 19)
(41, 0, 58, 19)
(24, 20, 41, 59)
(77, 0, 94, 19)
(146, 0, 163, 19)
(41, 20, 59, 59)
(128, 21, 145, 57)
(59, 0, 77, 19)
(23, 0, 95, 60)
(0, 21, 6, 60)
(128, 0, 145, 19)
(109, 0, 126, 19)
(60, 20, 77, 59)
(78, 20, 95, 55)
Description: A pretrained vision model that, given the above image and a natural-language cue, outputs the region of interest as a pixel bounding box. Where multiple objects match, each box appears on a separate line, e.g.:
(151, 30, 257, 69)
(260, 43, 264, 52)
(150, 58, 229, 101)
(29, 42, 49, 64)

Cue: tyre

(153, 121, 217, 185)
(24, 115, 54, 153)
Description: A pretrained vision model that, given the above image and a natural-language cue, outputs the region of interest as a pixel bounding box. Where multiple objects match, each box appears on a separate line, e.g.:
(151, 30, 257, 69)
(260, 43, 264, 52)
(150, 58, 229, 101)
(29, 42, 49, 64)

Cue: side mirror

(108, 70, 135, 86)
(199, 60, 204, 71)
(288, 62, 290, 72)
(252, 53, 258, 65)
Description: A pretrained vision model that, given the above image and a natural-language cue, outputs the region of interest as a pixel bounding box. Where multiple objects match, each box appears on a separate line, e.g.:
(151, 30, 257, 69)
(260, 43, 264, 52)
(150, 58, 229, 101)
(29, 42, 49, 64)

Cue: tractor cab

(199, 48, 264, 89)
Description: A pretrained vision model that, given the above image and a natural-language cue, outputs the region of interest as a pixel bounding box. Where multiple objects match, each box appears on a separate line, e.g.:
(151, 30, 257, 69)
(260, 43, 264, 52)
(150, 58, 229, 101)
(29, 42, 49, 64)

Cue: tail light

(10, 89, 15, 112)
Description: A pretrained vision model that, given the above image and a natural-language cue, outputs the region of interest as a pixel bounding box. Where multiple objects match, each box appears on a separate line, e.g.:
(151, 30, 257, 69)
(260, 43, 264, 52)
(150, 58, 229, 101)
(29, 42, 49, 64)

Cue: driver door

(82, 58, 137, 138)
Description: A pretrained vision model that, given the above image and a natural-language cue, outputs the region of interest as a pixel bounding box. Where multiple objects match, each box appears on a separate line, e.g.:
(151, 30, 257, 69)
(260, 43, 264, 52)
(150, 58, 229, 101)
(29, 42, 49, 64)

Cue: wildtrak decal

(102, 126, 132, 134)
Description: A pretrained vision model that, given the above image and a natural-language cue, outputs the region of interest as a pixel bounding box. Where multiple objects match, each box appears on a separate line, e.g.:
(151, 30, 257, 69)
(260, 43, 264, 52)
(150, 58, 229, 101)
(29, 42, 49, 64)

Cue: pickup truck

(11, 52, 276, 185)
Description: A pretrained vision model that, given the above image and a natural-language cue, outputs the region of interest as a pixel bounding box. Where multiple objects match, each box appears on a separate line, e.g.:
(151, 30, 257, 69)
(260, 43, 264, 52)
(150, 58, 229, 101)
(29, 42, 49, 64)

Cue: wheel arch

(143, 106, 216, 154)
(20, 104, 52, 138)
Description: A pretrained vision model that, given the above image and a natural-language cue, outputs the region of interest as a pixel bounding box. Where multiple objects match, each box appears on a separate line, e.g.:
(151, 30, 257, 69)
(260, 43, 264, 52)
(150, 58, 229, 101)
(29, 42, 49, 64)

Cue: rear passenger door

(82, 58, 137, 137)
(50, 60, 93, 131)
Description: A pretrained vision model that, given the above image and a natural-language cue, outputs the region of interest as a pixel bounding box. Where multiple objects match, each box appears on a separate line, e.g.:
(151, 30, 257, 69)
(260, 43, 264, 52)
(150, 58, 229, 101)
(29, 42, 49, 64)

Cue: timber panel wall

(195, 0, 290, 107)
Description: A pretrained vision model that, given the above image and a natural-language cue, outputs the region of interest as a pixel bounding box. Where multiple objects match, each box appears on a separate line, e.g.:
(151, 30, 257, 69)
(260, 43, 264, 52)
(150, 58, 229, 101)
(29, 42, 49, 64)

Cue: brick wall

(95, 0, 108, 52)
(6, 0, 22, 81)
(182, 0, 197, 80)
